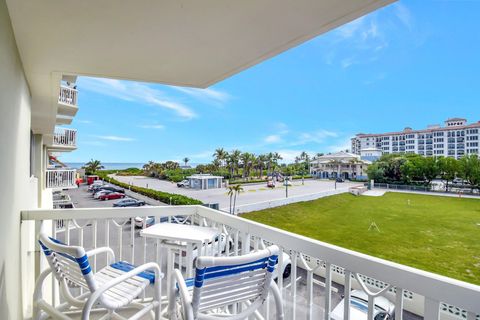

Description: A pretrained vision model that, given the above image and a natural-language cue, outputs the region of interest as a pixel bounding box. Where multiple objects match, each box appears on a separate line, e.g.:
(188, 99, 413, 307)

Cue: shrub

(97, 172, 203, 205)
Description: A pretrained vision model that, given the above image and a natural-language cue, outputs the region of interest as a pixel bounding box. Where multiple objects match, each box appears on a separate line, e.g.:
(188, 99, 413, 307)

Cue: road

(112, 175, 360, 210)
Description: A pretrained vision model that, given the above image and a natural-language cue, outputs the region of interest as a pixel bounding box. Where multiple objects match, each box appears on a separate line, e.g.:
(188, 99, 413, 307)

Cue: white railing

(58, 85, 78, 106)
(45, 169, 76, 189)
(52, 127, 77, 147)
(21, 206, 480, 320)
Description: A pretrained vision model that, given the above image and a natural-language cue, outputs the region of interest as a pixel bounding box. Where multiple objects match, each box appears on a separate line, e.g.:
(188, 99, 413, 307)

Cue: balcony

(21, 206, 480, 320)
(50, 127, 77, 150)
(45, 168, 77, 189)
(57, 85, 79, 117)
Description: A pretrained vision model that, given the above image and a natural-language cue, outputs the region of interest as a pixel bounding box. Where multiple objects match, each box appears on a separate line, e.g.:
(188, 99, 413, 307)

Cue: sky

(63, 1, 480, 164)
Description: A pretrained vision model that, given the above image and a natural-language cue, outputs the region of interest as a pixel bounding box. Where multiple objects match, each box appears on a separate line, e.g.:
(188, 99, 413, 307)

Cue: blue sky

(63, 1, 480, 164)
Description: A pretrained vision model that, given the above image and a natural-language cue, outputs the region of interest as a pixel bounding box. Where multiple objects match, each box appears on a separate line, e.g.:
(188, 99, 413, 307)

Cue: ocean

(66, 163, 145, 170)
(66, 162, 203, 170)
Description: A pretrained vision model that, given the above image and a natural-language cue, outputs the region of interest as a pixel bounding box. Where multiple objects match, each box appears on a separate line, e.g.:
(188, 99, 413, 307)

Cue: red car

(99, 192, 125, 201)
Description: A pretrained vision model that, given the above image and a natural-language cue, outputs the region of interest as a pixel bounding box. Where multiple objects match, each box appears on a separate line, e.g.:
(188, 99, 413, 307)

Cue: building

(187, 174, 223, 190)
(310, 151, 370, 180)
(360, 148, 383, 162)
(351, 118, 480, 159)
(2, 1, 479, 319)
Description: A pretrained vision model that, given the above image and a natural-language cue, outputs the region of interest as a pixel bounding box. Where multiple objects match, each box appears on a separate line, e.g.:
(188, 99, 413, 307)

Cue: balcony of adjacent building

(45, 127, 77, 151)
(57, 84, 78, 124)
(20, 205, 480, 320)
(45, 167, 77, 189)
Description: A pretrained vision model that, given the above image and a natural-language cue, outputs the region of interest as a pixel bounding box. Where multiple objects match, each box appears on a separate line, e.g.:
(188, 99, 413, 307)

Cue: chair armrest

(86, 247, 115, 264)
(170, 269, 193, 320)
(81, 262, 162, 320)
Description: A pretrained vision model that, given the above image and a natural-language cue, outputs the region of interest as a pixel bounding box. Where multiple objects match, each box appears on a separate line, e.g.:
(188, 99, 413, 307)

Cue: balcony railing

(52, 127, 77, 148)
(58, 85, 78, 106)
(21, 206, 480, 320)
(45, 169, 76, 189)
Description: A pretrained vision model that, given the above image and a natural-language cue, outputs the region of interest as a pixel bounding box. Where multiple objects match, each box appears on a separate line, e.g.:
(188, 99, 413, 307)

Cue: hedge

(97, 172, 203, 205)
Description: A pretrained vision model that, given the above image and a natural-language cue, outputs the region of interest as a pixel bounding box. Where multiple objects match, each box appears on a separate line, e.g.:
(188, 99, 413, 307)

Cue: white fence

(58, 85, 78, 106)
(45, 169, 76, 189)
(52, 127, 77, 147)
(21, 206, 480, 320)
(231, 188, 349, 213)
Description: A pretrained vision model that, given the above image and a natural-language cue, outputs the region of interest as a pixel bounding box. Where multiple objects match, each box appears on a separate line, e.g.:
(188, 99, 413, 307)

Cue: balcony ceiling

(6, 0, 394, 133)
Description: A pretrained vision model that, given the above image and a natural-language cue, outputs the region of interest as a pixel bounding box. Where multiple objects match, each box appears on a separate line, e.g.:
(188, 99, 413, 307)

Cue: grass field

(241, 192, 480, 285)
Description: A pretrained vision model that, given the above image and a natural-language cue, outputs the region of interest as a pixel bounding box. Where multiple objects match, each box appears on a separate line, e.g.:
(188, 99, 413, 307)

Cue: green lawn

(241, 192, 480, 285)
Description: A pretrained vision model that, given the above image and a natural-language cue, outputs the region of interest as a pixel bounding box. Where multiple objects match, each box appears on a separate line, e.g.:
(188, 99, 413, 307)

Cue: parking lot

(112, 175, 360, 210)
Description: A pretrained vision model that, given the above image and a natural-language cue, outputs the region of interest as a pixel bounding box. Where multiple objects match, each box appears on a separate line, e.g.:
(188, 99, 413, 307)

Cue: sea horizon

(66, 162, 203, 170)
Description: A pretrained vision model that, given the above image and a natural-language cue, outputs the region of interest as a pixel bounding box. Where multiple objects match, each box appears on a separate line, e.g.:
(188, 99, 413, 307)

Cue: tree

(183, 157, 190, 167)
(458, 154, 480, 190)
(213, 148, 228, 167)
(83, 159, 104, 174)
(231, 184, 244, 215)
(226, 186, 235, 214)
(437, 156, 458, 192)
(366, 162, 385, 182)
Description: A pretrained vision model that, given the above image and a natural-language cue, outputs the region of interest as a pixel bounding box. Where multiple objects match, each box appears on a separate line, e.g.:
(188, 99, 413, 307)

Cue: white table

(140, 222, 221, 304)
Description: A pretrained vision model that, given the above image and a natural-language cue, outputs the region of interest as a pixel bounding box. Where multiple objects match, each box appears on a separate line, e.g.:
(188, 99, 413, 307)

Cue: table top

(140, 223, 219, 243)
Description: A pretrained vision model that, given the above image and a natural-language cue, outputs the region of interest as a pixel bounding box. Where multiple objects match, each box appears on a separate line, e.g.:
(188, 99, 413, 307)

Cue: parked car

(284, 180, 292, 186)
(88, 183, 105, 192)
(177, 179, 189, 187)
(336, 177, 345, 183)
(113, 198, 146, 207)
(99, 192, 126, 201)
(94, 190, 112, 199)
(267, 180, 275, 188)
(134, 216, 155, 228)
(98, 186, 125, 193)
(331, 290, 395, 320)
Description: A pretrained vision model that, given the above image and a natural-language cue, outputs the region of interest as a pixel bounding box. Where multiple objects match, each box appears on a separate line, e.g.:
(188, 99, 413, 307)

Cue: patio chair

(170, 245, 284, 320)
(33, 231, 162, 320)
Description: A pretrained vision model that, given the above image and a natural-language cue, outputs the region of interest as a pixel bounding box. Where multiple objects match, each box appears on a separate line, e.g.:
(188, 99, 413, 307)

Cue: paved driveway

(113, 175, 361, 210)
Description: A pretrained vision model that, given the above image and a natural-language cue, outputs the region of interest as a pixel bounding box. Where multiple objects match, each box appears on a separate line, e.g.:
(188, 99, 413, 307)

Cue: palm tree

(83, 159, 104, 174)
(226, 186, 235, 214)
(266, 152, 274, 176)
(232, 184, 244, 215)
(272, 152, 283, 173)
(229, 150, 242, 177)
(257, 154, 267, 178)
(183, 157, 190, 167)
(213, 148, 228, 167)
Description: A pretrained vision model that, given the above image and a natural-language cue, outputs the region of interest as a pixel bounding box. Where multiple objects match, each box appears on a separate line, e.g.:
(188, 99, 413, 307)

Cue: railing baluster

(424, 298, 440, 320)
(290, 251, 297, 320)
(395, 287, 404, 320)
(306, 268, 314, 320)
(344, 270, 352, 320)
(324, 262, 332, 320)
(368, 296, 375, 320)
(130, 217, 135, 264)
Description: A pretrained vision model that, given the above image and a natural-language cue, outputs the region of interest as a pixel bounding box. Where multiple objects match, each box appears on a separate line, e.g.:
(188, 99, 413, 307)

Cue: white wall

(0, 0, 37, 318)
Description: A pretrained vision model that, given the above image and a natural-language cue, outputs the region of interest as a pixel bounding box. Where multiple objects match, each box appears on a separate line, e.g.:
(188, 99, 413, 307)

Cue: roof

(188, 175, 224, 179)
(446, 117, 467, 122)
(313, 151, 370, 165)
(6, 0, 395, 134)
(354, 120, 480, 138)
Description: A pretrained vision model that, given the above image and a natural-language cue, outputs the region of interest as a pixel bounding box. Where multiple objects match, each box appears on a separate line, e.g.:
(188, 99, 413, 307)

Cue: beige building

(310, 151, 370, 180)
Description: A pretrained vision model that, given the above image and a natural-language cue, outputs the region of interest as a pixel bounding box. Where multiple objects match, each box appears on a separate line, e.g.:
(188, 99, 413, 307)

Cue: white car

(331, 290, 395, 320)
(93, 190, 112, 199)
(284, 180, 292, 186)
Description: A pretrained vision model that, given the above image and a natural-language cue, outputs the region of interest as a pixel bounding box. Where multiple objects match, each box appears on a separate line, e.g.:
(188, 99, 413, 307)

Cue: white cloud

(139, 124, 165, 130)
(290, 129, 338, 146)
(190, 150, 214, 160)
(326, 139, 352, 153)
(97, 135, 135, 142)
(81, 141, 106, 147)
(394, 3, 413, 30)
(276, 149, 315, 163)
(173, 87, 231, 106)
(76, 119, 93, 124)
(80, 77, 197, 120)
(264, 135, 282, 144)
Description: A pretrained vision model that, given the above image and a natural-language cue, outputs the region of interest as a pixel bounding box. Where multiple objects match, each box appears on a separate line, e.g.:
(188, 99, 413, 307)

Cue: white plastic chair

(34, 232, 162, 320)
(170, 245, 284, 320)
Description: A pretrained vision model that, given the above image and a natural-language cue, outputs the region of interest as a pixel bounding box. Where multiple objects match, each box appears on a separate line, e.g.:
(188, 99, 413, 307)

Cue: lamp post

(285, 176, 289, 198)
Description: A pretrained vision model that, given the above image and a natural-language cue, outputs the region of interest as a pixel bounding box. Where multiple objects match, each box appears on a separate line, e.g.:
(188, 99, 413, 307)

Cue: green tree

(437, 156, 459, 192)
(366, 162, 385, 182)
(458, 154, 480, 190)
(83, 159, 104, 174)
(183, 157, 190, 167)
(213, 148, 228, 167)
